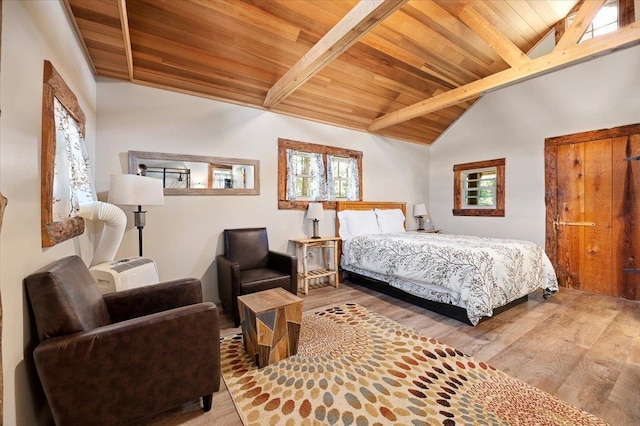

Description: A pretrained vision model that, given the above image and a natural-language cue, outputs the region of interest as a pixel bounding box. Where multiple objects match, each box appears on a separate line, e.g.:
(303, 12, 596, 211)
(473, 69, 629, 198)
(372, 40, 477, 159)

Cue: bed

(335, 201, 559, 325)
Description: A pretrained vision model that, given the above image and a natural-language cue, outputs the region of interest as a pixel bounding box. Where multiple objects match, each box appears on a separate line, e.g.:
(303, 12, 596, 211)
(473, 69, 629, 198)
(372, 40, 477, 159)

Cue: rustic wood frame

(128, 151, 260, 196)
(41, 60, 87, 247)
(278, 138, 362, 210)
(453, 158, 505, 217)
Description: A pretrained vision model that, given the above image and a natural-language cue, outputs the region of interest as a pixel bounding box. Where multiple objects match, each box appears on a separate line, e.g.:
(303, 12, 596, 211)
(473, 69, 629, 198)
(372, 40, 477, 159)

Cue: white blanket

(341, 232, 558, 325)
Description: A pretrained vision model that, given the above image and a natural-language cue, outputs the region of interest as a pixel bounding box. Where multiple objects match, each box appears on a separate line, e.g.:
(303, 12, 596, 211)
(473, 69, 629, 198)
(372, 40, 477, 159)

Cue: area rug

(221, 303, 608, 426)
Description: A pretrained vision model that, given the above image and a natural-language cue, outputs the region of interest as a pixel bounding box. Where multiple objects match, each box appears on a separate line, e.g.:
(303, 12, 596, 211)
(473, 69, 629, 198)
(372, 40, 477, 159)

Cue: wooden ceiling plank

(117, 0, 133, 80)
(262, 0, 408, 109)
(554, 0, 605, 51)
(369, 21, 640, 131)
(458, 4, 531, 68)
(62, 0, 97, 75)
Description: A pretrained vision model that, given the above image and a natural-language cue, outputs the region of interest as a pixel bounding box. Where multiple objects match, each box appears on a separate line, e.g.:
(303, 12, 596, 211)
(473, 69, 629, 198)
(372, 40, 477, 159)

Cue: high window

(453, 158, 505, 217)
(556, 0, 635, 45)
(278, 139, 362, 210)
(567, 0, 619, 42)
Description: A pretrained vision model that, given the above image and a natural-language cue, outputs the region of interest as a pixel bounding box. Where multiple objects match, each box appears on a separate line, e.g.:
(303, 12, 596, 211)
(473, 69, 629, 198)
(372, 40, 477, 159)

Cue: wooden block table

(237, 287, 303, 368)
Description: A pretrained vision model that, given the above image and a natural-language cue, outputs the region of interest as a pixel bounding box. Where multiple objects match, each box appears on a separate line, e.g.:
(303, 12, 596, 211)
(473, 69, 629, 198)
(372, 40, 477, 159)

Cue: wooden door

(545, 124, 640, 300)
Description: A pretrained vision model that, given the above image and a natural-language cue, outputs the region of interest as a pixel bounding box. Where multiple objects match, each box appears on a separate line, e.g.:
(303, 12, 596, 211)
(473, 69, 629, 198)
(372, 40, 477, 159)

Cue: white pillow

(375, 208, 406, 234)
(337, 210, 382, 240)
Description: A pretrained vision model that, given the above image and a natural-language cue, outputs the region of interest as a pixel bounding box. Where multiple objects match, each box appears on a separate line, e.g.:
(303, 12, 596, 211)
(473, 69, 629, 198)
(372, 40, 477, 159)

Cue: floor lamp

(109, 174, 165, 257)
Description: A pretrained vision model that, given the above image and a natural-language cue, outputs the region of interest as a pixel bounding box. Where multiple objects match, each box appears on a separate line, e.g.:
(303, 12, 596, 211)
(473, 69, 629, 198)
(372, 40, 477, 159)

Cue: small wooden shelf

(291, 237, 340, 295)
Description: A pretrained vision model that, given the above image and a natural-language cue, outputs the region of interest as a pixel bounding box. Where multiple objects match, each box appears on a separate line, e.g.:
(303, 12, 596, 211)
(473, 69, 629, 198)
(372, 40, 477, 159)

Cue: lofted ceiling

(63, 0, 640, 145)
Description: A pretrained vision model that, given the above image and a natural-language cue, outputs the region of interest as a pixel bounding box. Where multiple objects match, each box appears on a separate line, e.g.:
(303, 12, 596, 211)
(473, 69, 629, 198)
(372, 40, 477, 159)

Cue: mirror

(41, 60, 93, 247)
(128, 151, 260, 195)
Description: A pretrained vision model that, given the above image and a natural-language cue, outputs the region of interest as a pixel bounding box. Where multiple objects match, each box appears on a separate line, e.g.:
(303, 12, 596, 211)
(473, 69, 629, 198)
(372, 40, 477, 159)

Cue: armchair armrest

(34, 303, 220, 425)
(103, 278, 203, 323)
(216, 255, 240, 315)
(269, 251, 297, 293)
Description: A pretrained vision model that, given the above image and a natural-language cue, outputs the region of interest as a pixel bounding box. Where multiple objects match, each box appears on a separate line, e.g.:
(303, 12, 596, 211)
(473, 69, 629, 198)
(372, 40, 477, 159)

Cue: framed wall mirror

(128, 151, 260, 195)
(41, 60, 95, 247)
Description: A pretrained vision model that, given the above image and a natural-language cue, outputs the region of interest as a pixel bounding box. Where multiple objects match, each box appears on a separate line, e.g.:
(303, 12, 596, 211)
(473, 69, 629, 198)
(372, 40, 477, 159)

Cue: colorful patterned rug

(221, 303, 608, 426)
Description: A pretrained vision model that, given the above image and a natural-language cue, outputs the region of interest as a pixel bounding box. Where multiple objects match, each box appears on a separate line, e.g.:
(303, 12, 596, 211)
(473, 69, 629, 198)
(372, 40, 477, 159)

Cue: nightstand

(290, 237, 340, 295)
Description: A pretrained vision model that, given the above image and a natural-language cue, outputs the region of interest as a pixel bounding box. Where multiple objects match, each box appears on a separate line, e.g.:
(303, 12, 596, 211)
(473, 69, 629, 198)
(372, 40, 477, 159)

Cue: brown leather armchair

(24, 255, 220, 426)
(217, 228, 297, 326)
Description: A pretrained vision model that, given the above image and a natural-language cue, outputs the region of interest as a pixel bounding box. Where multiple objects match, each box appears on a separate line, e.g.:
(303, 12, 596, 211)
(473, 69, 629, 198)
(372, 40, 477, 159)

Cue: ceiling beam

(458, 4, 531, 67)
(117, 0, 134, 81)
(554, 0, 605, 51)
(369, 21, 640, 132)
(263, 0, 408, 109)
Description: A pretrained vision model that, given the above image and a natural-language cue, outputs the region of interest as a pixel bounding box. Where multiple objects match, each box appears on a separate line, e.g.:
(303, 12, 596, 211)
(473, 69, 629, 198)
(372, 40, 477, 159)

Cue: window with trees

(278, 138, 362, 210)
(453, 158, 505, 217)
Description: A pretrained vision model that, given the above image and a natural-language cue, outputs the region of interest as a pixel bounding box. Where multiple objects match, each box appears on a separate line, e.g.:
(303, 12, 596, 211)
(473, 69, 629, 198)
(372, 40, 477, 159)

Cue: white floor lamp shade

(108, 174, 164, 256)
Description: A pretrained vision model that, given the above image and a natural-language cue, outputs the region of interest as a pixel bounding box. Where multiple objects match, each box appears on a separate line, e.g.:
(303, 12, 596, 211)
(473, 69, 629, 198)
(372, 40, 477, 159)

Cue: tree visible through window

(278, 139, 362, 210)
(453, 158, 505, 217)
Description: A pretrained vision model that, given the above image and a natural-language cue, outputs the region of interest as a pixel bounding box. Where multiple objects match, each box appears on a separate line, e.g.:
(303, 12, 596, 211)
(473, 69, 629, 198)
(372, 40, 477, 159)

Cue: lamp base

(311, 219, 321, 239)
(417, 216, 424, 231)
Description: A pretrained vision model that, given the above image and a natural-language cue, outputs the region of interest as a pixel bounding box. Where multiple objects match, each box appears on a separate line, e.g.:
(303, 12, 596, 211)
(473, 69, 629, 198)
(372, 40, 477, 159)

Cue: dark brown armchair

(24, 255, 220, 426)
(217, 228, 297, 326)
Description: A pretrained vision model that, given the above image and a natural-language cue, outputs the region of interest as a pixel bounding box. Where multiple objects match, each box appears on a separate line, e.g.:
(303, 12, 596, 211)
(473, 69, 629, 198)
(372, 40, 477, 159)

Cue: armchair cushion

(26, 255, 110, 341)
(224, 228, 270, 270)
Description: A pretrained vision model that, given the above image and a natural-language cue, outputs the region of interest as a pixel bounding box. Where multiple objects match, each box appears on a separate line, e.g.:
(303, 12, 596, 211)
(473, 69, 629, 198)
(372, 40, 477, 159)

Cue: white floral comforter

(341, 232, 558, 325)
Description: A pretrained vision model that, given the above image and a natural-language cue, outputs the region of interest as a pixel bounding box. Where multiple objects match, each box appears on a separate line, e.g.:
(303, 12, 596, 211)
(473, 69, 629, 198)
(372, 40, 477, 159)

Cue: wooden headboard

(335, 202, 407, 283)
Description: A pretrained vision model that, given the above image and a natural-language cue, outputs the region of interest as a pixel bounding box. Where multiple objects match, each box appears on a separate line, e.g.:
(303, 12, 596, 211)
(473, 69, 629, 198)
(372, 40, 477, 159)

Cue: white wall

(429, 44, 640, 248)
(0, 1, 97, 425)
(95, 80, 429, 304)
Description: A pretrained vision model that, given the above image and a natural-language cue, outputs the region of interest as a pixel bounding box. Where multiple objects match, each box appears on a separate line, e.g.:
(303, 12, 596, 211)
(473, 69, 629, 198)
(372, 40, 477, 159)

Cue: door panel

(547, 124, 640, 300)
(582, 138, 613, 295)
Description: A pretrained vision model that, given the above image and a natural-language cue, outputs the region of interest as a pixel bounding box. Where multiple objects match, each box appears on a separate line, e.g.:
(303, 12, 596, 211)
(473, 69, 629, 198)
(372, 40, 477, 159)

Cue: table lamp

(306, 202, 324, 239)
(414, 203, 430, 231)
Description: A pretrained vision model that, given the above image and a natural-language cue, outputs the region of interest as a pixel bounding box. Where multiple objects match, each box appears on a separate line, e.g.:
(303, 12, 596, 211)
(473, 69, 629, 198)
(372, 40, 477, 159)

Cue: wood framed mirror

(128, 151, 260, 195)
(41, 60, 94, 247)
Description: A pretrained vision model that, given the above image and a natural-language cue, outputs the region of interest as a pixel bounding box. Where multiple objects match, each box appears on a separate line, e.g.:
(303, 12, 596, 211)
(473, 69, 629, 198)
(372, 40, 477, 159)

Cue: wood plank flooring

(144, 281, 640, 426)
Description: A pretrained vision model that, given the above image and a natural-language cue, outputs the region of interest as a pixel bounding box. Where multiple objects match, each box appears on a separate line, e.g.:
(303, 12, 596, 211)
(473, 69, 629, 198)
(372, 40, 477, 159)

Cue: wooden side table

(237, 287, 303, 368)
(291, 237, 340, 295)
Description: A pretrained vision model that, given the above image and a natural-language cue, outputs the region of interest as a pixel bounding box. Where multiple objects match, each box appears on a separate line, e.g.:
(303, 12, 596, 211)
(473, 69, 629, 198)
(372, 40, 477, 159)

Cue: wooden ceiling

(63, 0, 640, 145)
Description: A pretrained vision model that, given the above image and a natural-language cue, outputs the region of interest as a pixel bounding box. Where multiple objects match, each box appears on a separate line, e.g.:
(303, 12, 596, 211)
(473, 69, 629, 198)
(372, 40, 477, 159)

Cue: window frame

(278, 138, 362, 210)
(453, 158, 505, 217)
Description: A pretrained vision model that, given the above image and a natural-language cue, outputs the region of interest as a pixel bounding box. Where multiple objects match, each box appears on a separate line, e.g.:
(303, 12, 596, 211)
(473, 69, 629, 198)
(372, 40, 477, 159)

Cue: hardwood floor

(145, 281, 640, 426)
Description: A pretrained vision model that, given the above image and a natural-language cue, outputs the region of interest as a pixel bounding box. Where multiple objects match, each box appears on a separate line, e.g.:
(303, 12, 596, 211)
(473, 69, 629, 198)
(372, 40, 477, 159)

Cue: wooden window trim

(278, 138, 362, 210)
(41, 60, 87, 247)
(453, 158, 505, 217)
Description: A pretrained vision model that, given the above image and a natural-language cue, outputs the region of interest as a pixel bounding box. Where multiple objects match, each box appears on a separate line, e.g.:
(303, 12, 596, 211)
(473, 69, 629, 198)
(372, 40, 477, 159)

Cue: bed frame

(335, 201, 527, 325)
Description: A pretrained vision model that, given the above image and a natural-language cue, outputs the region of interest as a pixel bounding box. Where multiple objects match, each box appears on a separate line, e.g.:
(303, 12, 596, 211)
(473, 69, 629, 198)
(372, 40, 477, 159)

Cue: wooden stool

(237, 287, 303, 368)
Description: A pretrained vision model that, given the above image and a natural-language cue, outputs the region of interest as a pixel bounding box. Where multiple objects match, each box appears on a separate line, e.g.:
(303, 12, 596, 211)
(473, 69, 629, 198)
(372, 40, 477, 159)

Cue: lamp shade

(413, 203, 428, 217)
(306, 202, 324, 220)
(108, 174, 165, 206)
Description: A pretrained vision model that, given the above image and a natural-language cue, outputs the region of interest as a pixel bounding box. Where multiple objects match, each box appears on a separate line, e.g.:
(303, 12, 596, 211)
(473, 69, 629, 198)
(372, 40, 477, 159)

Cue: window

(278, 138, 362, 210)
(453, 158, 505, 217)
(567, 0, 619, 42)
(556, 0, 634, 45)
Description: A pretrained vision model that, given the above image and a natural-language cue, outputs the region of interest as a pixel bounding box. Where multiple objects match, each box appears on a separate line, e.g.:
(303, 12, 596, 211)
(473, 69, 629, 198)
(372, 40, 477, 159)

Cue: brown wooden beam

(61, 0, 97, 75)
(458, 4, 531, 68)
(118, 0, 134, 80)
(369, 21, 640, 132)
(263, 0, 408, 109)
